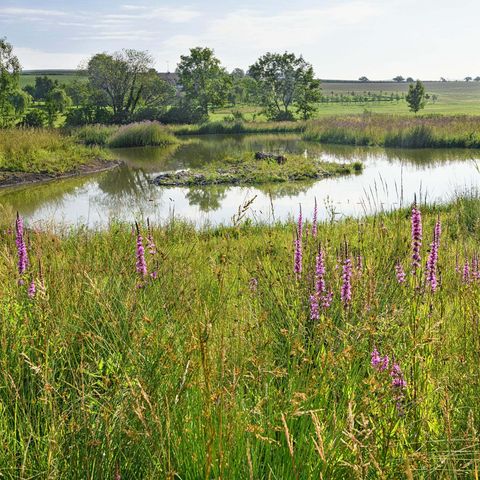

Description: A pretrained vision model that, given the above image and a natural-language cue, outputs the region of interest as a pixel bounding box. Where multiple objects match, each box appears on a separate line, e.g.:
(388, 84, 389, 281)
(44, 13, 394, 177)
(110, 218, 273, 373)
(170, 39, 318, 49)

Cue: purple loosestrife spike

(395, 262, 406, 284)
(135, 224, 147, 279)
(411, 205, 422, 272)
(146, 219, 157, 255)
(426, 220, 441, 292)
(15, 213, 28, 278)
(314, 249, 326, 295)
(463, 260, 470, 284)
(293, 206, 303, 277)
(312, 197, 318, 238)
(390, 363, 407, 389)
(28, 279, 36, 298)
(309, 294, 320, 321)
(341, 257, 352, 306)
(321, 290, 333, 309)
(371, 348, 389, 371)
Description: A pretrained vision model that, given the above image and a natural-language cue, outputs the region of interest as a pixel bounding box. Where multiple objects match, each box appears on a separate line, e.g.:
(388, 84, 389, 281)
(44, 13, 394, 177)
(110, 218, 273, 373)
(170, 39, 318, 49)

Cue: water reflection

(1, 134, 479, 228)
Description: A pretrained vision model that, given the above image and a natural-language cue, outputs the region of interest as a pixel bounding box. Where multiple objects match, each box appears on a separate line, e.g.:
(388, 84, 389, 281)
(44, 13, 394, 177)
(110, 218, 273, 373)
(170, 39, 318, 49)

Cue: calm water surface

(1, 134, 479, 228)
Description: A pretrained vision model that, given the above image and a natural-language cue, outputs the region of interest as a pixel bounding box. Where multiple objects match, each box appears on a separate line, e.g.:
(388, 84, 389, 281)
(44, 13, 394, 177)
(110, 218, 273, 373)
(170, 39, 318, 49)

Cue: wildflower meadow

(1, 194, 480, 478)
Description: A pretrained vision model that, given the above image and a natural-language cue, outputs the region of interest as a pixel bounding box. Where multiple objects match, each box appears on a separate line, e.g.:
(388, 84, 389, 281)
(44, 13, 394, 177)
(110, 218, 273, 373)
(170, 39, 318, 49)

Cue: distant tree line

(0, 37, 439, 127)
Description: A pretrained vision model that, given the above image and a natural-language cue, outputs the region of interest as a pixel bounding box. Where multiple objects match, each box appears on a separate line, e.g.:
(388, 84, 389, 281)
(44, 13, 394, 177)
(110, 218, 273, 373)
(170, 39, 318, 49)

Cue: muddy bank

(0, 159, 122, 190)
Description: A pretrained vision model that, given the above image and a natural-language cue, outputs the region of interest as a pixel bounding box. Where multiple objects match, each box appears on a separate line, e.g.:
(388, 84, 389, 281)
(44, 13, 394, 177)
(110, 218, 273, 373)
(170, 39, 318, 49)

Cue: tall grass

(2, 194, 480, 477)
(172, 120, 306, 136)
(0, 128, 110, 175)
(107, 121, 177, 148)
(304, 113, 480, 148)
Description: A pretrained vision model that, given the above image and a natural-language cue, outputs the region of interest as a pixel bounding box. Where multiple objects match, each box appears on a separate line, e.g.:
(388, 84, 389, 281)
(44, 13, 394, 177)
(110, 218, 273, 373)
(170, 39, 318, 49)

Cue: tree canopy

(248, 52, 321, 120)
(406, 80, 426, 113)
(176, 47, 231, 115)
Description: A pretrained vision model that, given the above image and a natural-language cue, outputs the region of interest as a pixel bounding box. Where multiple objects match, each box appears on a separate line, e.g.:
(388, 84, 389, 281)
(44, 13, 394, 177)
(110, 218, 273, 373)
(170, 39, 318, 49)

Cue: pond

(1, 134, 479, 228)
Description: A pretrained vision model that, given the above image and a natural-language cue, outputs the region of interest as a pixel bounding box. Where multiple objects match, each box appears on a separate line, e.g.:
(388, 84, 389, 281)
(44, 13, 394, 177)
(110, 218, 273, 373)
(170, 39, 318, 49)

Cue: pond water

(1, 134, 479, 228)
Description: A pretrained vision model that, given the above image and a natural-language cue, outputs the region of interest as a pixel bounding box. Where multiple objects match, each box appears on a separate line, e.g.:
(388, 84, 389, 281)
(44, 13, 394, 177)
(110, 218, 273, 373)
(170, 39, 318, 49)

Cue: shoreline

(0, 159, 122, 190)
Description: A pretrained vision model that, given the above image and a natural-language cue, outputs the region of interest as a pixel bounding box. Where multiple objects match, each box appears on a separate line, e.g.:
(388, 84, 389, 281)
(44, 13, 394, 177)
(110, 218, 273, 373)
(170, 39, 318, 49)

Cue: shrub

(72, 124, 118, 146)
(22, 109, 46, 128)
(160, 102, 208, 124)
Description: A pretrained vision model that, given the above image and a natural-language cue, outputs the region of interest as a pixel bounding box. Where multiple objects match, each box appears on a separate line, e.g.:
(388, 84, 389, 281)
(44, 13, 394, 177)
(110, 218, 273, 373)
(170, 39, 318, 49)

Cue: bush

(22, 109, 46, 128)
(107, 121, 177, 148)
(269, 110, 295, 122)
(160, 102, 208, 125)
(65, 107, 114, 127)
(132, 106, 167, 122)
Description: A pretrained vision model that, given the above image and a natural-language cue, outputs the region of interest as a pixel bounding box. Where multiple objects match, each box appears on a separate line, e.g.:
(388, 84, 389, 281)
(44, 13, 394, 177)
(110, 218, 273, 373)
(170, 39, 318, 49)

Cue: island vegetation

(152, 152, 362, 186)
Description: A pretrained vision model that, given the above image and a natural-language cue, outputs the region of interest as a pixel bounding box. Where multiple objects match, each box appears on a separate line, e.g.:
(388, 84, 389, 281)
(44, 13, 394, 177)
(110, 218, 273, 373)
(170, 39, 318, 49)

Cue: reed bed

(2, 193, 480, 478)
(304, 113, 480, 148)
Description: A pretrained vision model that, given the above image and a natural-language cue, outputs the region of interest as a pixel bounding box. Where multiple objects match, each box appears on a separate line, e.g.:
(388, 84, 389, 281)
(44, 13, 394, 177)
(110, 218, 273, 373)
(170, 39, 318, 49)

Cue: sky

(1, 0, 479, 80)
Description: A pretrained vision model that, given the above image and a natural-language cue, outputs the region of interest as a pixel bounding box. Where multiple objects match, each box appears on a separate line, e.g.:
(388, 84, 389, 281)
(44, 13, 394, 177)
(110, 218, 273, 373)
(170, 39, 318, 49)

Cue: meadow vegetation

(2, 194, 480, 477)
(304, 114, 480, 148)
(0, 129, 111, 177)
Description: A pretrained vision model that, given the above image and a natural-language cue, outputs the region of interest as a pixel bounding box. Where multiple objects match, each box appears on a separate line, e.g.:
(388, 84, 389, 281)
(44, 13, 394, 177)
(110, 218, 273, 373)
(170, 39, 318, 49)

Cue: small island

(152, 152, 363, 187)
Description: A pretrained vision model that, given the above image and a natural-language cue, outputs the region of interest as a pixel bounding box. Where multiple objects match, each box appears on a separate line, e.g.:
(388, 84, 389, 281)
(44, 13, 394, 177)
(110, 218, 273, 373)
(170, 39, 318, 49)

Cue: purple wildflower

(249, 277, 258, 292)
(472, 255, 479, 281)
(312, 197, 318, 238)
(395, 262, 406, 284)
(371, 348, 389, 372)
(135, 226, 147, 279)
(463, 260, 470, 284)
(341, 257, 352, 306)
(426, 219, 441, 292)
(15, 213, 28, 277)
(294, 206, 303, 277)
(390, 363, 407, 390)
(411, 205, 422, 272)
(28, 279, 36, 298)
(314, 249, 326, 295)
(321, 290, 333, 309)
(146, 219, 157, 255)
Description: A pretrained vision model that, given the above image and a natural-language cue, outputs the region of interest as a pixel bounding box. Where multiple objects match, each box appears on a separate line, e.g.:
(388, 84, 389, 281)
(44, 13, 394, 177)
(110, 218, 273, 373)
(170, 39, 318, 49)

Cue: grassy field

(1, 194, 480, 477)
(19, 71, 87, 89)
(212, 81, 480, 120)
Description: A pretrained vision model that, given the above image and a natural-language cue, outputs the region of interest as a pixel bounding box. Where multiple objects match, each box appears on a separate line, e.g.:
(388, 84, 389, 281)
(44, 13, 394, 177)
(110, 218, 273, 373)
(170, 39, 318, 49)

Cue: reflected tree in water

(185, 186, 228, 212)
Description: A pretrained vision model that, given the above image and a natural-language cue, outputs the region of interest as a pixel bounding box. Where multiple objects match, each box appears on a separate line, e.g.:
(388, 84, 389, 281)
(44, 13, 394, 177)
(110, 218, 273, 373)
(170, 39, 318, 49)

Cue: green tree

(45, 88, 72, 126)
(0, 37, 21, 127)
(33, 76, 57, 100)
(295, 68, 321, 119)
(8, 89, 32, 118)
(248, 52, 321, 120)
(176, 47, 231, 116)
(405, 80, 426, 114)
(393, 76, 405, 83)
(87, 50, 166, 122)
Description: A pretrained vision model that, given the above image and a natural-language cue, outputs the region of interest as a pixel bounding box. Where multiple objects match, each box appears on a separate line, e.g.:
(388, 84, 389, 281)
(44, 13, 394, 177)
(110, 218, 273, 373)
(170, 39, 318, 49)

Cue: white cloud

(0, 7, 66, 17)
(15, 47, 87, 70)
(103, 7, 201, 23)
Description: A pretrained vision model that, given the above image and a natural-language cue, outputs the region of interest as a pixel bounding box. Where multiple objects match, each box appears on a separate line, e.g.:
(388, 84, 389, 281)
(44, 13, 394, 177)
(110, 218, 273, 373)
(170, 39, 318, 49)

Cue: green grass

(19, 71, 88, 88)
(153, 152, 362, 186)
(0, 128, 111, 175)
(107, 121, 177, 148)
(2, 194, 480, 477)
(303, 113, 480, 148)
(171, 120, 305, 135)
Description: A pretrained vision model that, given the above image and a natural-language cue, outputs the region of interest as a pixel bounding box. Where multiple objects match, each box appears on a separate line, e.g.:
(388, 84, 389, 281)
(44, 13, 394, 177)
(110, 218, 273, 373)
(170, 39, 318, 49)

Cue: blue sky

(1, 0, 479, 79)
